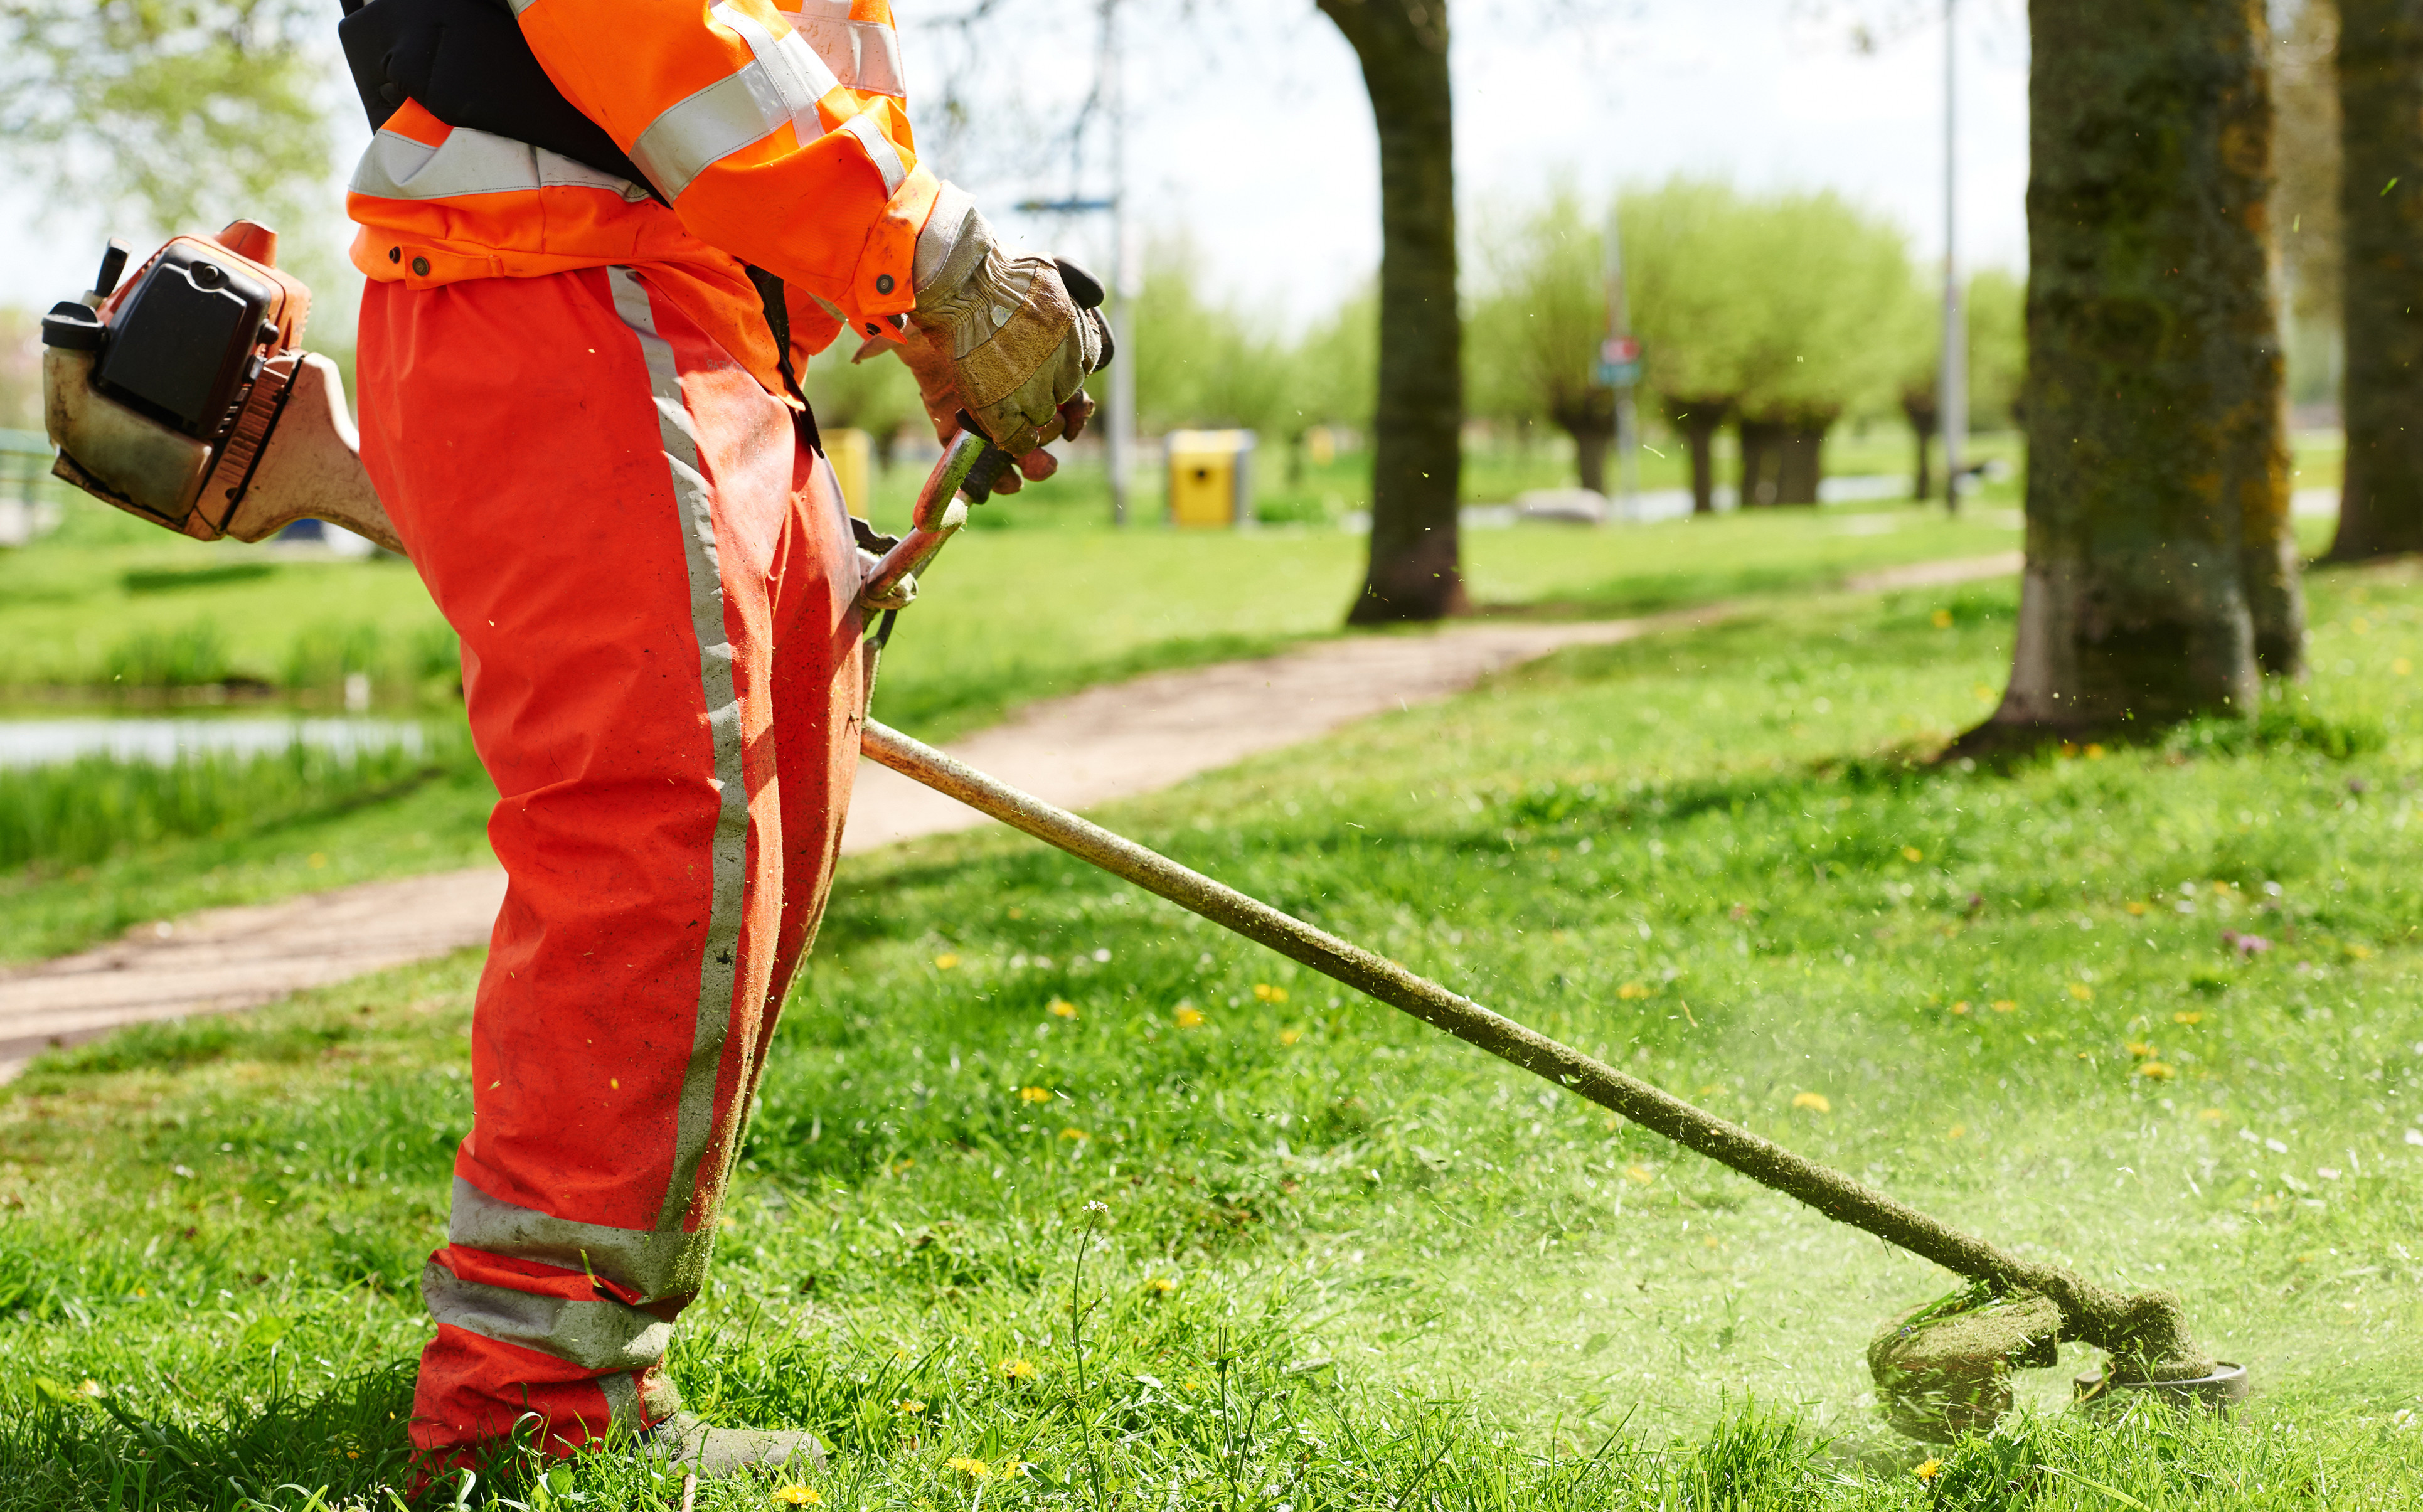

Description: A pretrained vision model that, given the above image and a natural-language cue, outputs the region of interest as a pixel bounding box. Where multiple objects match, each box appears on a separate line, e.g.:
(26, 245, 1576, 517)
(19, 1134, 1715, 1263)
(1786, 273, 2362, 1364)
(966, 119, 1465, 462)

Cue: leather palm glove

(902, 184, 1109, 464)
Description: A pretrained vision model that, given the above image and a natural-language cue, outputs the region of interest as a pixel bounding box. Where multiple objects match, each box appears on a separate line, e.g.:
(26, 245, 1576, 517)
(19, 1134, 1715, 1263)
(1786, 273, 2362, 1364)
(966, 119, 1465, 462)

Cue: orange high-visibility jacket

(347, 0, 937, 396)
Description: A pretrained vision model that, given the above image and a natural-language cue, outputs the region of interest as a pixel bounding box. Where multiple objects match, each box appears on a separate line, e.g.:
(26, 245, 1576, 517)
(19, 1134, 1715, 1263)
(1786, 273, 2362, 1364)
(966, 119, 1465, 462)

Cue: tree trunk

(1320, 0, 1466, 623)
(1902, 390, 1938, 501)
(1776, 414, 1833, 505)
(1552, 387, 1617, 495)
(2329, 0, 2423, 562)
(1668, 397, 1728, 514)
(1974, 0, 2294, 744)
(1738, 417, 1784, 507)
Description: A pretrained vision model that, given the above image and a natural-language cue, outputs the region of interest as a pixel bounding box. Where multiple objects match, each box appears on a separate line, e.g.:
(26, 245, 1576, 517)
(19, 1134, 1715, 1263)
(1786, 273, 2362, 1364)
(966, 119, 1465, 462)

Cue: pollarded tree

(1467, 188, 1619, 493)
(1897, 267, 2025, 502)
(1319, 0, 1466, 622)
(2327, 0, 2423, 561)
(1621, 180, 1764, 513)
(1972, 0, 2299, 743)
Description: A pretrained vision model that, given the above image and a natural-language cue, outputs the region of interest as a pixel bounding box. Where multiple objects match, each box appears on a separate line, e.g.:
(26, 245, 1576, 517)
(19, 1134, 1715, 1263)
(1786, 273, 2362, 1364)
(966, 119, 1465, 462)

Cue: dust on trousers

(358, 264, 863, 1459)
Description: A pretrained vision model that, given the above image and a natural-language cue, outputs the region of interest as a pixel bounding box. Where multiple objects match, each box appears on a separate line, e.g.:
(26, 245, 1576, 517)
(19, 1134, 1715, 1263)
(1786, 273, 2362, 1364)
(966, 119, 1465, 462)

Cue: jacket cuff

(838, 158, 937, 337)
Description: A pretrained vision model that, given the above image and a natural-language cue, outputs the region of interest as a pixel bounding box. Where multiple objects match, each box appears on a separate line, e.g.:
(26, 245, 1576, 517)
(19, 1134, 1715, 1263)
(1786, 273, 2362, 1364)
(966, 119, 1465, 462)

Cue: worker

(337, 0, 1107, 1481)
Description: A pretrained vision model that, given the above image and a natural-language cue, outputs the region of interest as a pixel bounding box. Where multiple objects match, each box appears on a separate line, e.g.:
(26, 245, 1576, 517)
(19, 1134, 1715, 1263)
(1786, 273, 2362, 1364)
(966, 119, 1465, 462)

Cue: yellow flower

(893, 1399, 926, 1415)
(2126, 901, 2148, 916)
(772, 1487, 823, 1506)
(1930, 609, 1953, 629)
(1623, 1164, 1654, 1185)
(1991, 999, 2017, 1013)
(1617, 982, 1649, 1000)
(1792, 1092, 1831, 1114)
(1946, 1124, 1966, 1139)
(934, 953, 961, 970)
(1174, 1006, 1206, 1028)
(2126, 1041, 2154, 1057)
(2085, 743, 2106, 760)
(2069, 982, 2094, 1001)
(1018, 1086, 1053, 1104)
(2173, 1011, 2203, 1025)
(1049, 999, 1079, 1018)
(1279, 1027, 1303, 1045)
(999, 1358, 1037, 1380)
(1951, 1001, 1970, 1015)
(1914, 1457, 1942, 1481)
(1902, 846, 1924, 862)
(1253, 982, 1289, 1003)
(2350, 944, 2375, 960)
(945, 1457, 991, 1479)
(2397, 657, 2413, 676)
(2199, 1107, 2227, 1123)
(1060, 1127, 1088, 1141)
(2138, 1062, 2176, 1080)
(1972, 683, 1996, 700)
(1146, 1276, 1179, 1294)
(78, 1380, 103, 1397)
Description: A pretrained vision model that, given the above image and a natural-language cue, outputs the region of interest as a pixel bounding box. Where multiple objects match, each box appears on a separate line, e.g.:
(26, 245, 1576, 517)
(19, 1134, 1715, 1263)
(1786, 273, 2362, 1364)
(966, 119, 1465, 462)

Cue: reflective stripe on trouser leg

(356, 266, 846, 1459)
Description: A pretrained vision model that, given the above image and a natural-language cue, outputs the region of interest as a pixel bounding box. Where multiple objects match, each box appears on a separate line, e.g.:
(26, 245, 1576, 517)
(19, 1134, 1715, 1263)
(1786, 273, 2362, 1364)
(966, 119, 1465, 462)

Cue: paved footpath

(0, 553, 2020, 1077)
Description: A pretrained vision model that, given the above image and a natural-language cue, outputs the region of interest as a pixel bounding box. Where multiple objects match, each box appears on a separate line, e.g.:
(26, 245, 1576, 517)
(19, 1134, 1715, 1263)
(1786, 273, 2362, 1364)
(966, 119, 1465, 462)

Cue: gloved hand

(900, 184, 1109, 465)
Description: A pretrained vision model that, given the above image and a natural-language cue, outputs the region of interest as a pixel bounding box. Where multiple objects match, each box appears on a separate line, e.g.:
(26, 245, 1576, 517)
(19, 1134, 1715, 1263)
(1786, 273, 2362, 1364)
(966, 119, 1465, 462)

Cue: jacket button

(411, 256, 430, 277)
(388, 247, 402, 264)
(875, 274, 894, 294)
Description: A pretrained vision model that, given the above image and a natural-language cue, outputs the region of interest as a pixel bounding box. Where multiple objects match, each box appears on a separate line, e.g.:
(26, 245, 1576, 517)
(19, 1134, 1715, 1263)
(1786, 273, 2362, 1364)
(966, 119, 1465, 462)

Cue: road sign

(1596, 336, 1643, 388)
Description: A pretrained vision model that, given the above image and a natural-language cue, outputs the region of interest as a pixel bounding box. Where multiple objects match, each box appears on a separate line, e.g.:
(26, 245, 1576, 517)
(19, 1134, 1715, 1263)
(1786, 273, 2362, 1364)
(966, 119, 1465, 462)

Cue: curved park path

(0, 552, 2020, 1078)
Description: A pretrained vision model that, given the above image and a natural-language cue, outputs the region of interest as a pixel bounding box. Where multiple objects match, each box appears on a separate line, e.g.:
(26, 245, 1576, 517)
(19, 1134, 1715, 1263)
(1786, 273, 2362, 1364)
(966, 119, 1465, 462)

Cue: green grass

(6, 564, 2423, 1506)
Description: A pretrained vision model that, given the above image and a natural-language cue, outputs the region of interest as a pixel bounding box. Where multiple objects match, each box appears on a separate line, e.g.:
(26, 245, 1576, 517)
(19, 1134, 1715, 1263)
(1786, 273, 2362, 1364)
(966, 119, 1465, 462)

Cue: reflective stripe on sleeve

(780, 5, 908, 97)
(423, 1260, 674, 1372)
(839, 112, 907, 195)
(630, 67, 795, 201)
(711, 1, 841, 134)
(351, 125, 645, 201)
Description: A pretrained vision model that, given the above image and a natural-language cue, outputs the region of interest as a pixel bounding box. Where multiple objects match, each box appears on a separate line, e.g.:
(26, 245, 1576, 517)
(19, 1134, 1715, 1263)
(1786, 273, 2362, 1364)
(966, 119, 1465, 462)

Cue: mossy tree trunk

(1551, 385, 1616, 495)
(1667, 397, 1728, 514)
(1977, 0, 2298, 742)
(1320, 0, 1466, 622)
(2328, 0, 2423, 562)
(1903, 388, 1939, 501)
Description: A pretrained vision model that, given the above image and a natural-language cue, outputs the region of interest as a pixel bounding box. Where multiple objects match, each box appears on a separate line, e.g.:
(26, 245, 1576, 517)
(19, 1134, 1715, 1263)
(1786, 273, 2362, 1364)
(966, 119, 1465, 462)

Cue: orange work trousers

(358, 265, 863, 1461)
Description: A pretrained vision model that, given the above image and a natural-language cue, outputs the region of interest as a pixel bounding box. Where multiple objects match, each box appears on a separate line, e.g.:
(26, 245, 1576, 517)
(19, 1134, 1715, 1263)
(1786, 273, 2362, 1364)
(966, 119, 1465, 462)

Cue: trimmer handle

(859, 429, 1013, 610)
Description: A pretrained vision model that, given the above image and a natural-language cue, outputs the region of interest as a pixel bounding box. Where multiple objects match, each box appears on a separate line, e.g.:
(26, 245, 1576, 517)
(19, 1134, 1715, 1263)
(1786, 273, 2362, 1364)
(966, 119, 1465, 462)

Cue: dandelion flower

(1902, 846, 1924, 862)
(772, 1486, 823, 1506)
(1279, 1027, 1303, 1045)
(1972, 683, 1995, 700)
(1146, 1276, 1179, 1294)
(1049, 999, 1079, 1019)
(1991, 999, 2016, 1013)
(1060, 1127, 1088, 1141)
(2069, 982, 2094, 1001)
(1254, 983, 1289, 1003)
(2126, 901, 2148, 916)
(2174, 1011, 2204, 1025)
(999, 1358, 1037, 1381)
(1174, 1006, 1206, 1028)
(1617, 982, 1649, 1000)
(945, 1457, 991, 1479)
(78, 1380, 102, 1397)
(2199, 1108, 2227, 1123)
(1946, 1124, 1966, 1139)
(1914, 1458, 1942, 1481)
(1623, 1165, 1654, 1185)
(1018, 1086, 1053, 1104)
(1792, 1092, 1831, 1114)
(934, 953, 961, 970)
(893, 1399, 926, 1415)
(1930, 610, 1953, 629)
(1951, 1001, 1970, 1014)
(2138, 1062, 2176, 1080)
(2085, 743, 2106, 760)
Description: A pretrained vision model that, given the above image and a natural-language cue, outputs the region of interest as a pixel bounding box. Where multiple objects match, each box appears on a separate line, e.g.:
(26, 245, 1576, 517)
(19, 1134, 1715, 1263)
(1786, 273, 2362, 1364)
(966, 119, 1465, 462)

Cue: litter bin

(1166, 429, 1255, 528)
(826, 427, 873, 518)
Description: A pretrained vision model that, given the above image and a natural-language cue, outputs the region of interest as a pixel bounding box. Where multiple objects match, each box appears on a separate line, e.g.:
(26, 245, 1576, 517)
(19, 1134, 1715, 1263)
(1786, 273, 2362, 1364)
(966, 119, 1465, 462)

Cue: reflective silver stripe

(448, 1176, 715, 1302)
(630, 65, 789, 200)
(711, 1, 840, 142)
(424, 1261, 674, 1371)
(780, 6, 907, 97)
(503, 0, 536, 12)
(606, 267, 752, 1235)
(351, 125, 644, 201)
(839, 112, 906, 194)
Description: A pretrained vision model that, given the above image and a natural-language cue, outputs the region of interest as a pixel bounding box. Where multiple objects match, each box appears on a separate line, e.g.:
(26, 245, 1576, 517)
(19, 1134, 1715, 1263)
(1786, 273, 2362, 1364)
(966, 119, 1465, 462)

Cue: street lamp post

(1939, 0, 1966, 514)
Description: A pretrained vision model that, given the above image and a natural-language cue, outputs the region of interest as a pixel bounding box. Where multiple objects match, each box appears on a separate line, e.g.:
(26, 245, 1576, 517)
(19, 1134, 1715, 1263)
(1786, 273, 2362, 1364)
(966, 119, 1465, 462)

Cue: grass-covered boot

(641, 1412, 828, 1476)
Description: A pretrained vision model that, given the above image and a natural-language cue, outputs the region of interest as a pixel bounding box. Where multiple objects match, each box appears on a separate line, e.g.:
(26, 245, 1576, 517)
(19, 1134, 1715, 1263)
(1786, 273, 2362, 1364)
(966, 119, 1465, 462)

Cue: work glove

(897, 183, 1110, 474)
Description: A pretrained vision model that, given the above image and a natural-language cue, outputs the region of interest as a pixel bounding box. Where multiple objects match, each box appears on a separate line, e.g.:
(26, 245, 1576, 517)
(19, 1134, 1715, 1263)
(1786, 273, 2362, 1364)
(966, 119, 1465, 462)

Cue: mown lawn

(4, 563, 2422, 1508)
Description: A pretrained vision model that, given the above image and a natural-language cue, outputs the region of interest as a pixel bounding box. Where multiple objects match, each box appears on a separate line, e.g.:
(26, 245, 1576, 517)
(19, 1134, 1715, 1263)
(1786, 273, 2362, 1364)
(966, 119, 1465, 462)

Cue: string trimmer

(862, 431, 2245, 1442)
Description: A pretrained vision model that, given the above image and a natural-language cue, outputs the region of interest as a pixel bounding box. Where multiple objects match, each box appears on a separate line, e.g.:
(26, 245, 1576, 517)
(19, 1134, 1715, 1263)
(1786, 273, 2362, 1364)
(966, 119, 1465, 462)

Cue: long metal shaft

(858, 718, 2203, 1366)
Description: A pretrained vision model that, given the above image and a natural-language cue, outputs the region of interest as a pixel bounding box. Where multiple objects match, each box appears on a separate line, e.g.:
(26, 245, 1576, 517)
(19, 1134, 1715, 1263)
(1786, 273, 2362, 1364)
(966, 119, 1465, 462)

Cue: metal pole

(856, 715, 2217, 1375)
(1104, 0, 1137, 528)
(1939, 0, 1966, 514)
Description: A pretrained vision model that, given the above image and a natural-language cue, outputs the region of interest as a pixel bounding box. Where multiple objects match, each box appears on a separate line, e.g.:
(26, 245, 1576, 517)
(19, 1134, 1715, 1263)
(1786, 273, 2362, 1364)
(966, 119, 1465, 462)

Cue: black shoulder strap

(745, 264, 824, 457)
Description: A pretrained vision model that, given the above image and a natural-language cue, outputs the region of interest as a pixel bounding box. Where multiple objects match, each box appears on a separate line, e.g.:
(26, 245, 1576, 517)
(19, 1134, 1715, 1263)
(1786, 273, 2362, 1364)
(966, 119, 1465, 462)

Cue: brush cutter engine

(39, 223, 404, 555)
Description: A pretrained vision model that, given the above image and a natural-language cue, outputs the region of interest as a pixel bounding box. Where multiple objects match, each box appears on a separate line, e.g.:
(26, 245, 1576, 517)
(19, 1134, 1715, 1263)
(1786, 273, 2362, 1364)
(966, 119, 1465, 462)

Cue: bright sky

(0, 0, 2030, 341)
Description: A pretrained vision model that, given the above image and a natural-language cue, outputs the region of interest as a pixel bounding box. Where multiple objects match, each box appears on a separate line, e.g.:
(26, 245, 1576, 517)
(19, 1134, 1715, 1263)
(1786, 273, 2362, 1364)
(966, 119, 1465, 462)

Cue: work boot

(640, 1412, 828, 1476)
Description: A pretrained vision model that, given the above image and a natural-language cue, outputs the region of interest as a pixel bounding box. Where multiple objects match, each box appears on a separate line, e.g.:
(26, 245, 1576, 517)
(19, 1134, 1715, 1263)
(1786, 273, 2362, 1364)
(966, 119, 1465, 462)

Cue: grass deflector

(865, 434, 2242, 1442)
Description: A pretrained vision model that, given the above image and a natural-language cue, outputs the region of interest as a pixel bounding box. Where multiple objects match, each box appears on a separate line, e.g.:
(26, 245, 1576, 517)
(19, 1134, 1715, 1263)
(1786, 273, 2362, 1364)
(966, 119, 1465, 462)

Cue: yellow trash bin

(826, 427, 873, 518)
(1166, 429, 1255, 528)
